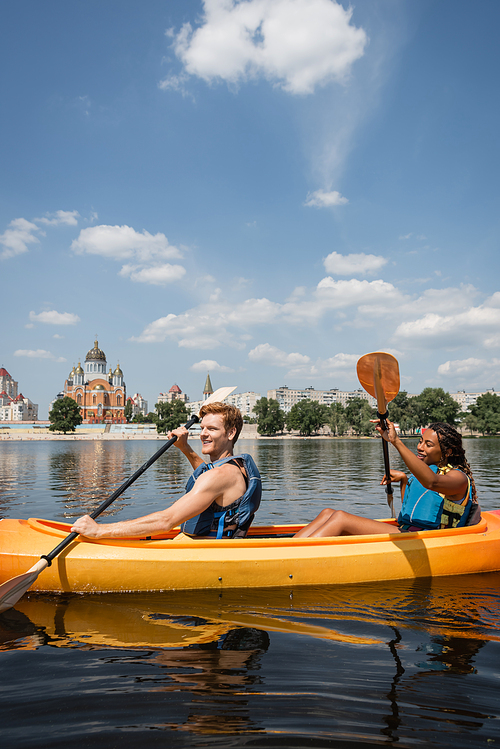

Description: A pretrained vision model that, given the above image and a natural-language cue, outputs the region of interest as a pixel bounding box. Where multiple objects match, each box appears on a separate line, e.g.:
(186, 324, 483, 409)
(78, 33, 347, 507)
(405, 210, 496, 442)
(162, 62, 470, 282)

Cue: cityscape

(1, 337, 496, 424)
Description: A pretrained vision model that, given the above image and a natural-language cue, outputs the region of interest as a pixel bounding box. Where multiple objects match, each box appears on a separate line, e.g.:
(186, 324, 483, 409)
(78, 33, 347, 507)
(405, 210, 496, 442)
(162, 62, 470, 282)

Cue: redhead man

(71, 402, 261, 540)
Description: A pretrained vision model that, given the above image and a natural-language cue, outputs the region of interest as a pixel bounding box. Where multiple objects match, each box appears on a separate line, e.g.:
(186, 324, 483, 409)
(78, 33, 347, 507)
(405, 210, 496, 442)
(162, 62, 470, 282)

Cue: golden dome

(85, 339, 106, 362)
(75, 361, 84, 375)
(93, 384, 105, 391)
(114, 364, 123, 376)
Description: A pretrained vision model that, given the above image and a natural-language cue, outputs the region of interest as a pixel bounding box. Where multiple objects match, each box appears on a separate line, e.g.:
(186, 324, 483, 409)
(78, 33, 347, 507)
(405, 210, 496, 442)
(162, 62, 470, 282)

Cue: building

(127, 393, 148, 418)
(157, 384, 189, 405)
(0, 367, 39, 421)
(267, 386, 377, 413)
(450, 390, 496, 410)
(203, 373, 213, 400)
(62, 339, 126, 423)
(225, 391, 261, 418)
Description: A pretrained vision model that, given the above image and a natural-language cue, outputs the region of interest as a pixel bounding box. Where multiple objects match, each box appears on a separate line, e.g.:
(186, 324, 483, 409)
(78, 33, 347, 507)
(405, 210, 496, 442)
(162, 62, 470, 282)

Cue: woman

(294, 420, 479, 538)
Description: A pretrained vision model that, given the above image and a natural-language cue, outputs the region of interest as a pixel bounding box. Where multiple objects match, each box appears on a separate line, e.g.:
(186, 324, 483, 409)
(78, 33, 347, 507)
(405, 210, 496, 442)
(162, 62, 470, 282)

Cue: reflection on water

(1, 439, 500, 746)
(2, 437, 500, 525)
(1, 575, 500, 746)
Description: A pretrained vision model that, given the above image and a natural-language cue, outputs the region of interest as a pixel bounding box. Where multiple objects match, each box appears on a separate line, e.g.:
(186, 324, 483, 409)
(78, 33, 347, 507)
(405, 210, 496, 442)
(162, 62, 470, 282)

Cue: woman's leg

(294, 509, 401, 538)
(294, 508, 337, 537)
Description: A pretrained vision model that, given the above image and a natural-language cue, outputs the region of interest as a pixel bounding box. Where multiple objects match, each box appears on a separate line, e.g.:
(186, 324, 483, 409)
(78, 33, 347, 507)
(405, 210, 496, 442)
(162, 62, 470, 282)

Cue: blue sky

(2, 0, 500, 418)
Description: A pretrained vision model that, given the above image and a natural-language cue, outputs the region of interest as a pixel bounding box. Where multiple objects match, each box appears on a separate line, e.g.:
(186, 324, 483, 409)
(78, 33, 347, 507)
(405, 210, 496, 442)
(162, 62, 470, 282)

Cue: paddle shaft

(42, 414, 199, 564)
(373, 360, 395, 516)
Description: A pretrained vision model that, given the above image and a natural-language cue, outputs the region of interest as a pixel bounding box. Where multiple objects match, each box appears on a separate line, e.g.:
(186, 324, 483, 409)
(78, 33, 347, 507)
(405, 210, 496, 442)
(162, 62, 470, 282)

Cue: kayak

(2, 511, 500, 593)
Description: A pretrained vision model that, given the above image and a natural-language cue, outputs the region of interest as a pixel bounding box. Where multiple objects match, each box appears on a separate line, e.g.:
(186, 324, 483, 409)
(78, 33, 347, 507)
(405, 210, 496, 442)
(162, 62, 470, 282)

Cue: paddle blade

(357, 353, 400, 407)
(0, 559, 48, 613)
(199, 386, 237, 410)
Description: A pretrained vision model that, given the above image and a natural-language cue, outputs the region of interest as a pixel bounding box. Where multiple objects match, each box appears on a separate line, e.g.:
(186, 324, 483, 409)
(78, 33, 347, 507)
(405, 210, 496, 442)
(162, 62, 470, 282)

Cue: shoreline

(0, 432, 369, 441)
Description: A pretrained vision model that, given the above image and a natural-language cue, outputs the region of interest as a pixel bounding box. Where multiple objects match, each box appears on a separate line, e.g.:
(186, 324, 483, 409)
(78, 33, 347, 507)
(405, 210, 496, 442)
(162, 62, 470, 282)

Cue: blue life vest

(180, 454, 262, 538)
(398, 464, 471, 531)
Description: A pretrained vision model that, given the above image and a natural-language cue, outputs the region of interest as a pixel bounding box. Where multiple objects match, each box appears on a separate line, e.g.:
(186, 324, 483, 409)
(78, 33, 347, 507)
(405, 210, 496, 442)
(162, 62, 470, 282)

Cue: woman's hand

(381, 470, 407, 486)
(371, 417, 399, 445)
(71, 515, 101, 538)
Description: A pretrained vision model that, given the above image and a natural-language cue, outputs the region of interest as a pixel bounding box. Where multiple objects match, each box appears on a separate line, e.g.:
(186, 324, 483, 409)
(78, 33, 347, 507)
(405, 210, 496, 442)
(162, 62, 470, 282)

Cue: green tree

(469, 392, 500, 435)
(410, 387, 460, 426)
(344, 397, 375, 436)
(463, 412, 479, 435)
(153, 400, 189, 434)
(49, 397, 83, 434)
(388, 391, 418, 433)
(253, 397, 285, 435)
(286, 400, 329, 436)
(124, 399, 133, 423)
(328, 402, 347, 436)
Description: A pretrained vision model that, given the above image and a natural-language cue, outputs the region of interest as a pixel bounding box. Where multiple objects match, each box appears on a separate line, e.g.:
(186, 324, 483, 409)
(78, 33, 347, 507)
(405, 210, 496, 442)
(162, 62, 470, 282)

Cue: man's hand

(71, 515, 101, 539)
(168, 426, 190, 451)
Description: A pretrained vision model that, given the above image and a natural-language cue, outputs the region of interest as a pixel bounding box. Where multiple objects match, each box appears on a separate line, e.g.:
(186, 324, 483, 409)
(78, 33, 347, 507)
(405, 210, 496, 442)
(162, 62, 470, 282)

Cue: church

(63, 339, 126, 423)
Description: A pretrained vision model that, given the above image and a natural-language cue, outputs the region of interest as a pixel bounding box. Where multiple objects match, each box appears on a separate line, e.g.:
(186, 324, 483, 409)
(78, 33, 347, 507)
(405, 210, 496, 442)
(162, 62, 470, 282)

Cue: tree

(344, 397, 375, 436)
(153, 400, 189, 434)
(388, 391, 419, 434)
(49, 397, 83, 434)
(286, 400, 329, 436)
(124, 399, 133, 423)
(462, 412, 479, 435)
(410, 387, 460, 426)
(328, 402, 347, 436)
(253, 397, 285, 435)
(469, 392, 500, 435)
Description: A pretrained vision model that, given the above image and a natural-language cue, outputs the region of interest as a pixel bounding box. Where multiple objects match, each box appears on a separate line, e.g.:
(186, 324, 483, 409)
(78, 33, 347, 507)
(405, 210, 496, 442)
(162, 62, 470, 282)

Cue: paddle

(357, 352, 400, 517)
(0, 386, 237, 613)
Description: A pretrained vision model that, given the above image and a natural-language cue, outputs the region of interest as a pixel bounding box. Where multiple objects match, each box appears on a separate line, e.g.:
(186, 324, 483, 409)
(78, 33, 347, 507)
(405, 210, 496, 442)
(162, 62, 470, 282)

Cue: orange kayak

(1, 512, 500, 593)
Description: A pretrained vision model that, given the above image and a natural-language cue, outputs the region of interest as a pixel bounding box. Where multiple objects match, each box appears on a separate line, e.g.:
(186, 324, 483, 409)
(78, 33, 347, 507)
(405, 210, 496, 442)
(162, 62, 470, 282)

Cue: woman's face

(416, 429, 444, 465)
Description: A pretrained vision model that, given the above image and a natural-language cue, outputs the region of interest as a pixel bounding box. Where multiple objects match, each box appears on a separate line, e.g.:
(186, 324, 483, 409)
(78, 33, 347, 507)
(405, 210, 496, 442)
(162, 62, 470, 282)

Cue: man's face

(199, 413, 236, 456)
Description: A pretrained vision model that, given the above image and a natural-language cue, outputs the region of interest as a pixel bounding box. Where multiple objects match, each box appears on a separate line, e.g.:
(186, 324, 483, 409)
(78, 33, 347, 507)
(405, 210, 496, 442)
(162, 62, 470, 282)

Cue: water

(1, 437, 500, 748)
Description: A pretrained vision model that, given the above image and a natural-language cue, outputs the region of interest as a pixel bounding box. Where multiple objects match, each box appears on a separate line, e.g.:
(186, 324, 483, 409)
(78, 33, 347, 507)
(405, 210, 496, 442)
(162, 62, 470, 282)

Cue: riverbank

(0, 424, 369, 441)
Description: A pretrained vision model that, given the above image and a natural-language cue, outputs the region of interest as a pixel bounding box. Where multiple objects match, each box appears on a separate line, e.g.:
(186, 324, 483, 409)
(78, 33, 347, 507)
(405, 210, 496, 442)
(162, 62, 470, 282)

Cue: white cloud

(286, 352, 361, 378)
(71, 225, 182, 262)
(191, 359, 235, 373)
(323, 251, 387, 276)
(393, 302, 500, 349)
(71, 224, 186, 286)
(164, 0, 367, 95)
(119, 263, 186, 285)
(437, 358, 492, 377)
(248, 343, 310, 367)
(305, 189, 348, 208)
(437, 357, 500, 390)
(247, 345, 360, 380)
(0, 218, 42, 259)
(35, 210, 80, 226)
(29, 310, 80, 326)
(14, 349, 66, 363)
(131, 277, 406, 349)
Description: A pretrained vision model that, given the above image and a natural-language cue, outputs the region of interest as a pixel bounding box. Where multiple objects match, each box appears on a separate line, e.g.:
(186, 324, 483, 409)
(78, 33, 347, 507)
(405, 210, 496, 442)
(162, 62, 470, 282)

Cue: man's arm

(71, 466, 229, 539)
(168, 426, 205, 470)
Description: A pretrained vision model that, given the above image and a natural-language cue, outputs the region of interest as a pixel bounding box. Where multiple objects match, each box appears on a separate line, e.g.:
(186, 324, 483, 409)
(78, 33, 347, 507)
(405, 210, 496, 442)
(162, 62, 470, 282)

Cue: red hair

(199, 402, 243, 443)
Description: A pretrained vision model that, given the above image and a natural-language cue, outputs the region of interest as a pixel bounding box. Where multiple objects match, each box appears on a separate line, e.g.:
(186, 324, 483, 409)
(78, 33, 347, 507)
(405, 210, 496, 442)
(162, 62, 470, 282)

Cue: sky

(1, 0, 500, 418)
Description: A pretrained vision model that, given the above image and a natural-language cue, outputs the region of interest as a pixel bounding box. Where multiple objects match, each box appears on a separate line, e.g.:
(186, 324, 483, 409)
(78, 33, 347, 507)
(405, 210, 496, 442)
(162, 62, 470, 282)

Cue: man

(71, 402, 261, 540)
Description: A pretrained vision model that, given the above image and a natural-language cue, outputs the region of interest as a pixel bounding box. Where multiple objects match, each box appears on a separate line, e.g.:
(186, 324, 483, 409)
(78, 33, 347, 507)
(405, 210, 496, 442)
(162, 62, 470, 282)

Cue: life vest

(180, 454, 262, 538)
(398, 464, 471, 531)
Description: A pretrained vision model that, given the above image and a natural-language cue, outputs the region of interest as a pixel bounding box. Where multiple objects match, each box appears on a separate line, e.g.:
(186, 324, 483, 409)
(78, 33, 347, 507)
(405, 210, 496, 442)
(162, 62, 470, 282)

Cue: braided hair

(427, 422, 477, 503)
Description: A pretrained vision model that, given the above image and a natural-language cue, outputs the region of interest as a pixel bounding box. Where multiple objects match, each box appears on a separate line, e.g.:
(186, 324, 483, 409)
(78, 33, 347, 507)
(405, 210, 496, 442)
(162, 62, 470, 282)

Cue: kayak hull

(1, 513, 500, 593)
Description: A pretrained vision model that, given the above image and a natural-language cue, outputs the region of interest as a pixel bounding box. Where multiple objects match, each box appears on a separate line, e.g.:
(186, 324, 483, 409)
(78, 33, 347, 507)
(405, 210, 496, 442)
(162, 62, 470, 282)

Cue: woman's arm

(381, 469, 408, 504)
(376, 420, 467, 499)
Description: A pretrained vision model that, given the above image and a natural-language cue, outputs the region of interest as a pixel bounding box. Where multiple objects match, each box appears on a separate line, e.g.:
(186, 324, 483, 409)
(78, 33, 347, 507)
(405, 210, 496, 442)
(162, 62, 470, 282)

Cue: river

(1, 437, 500, 748)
